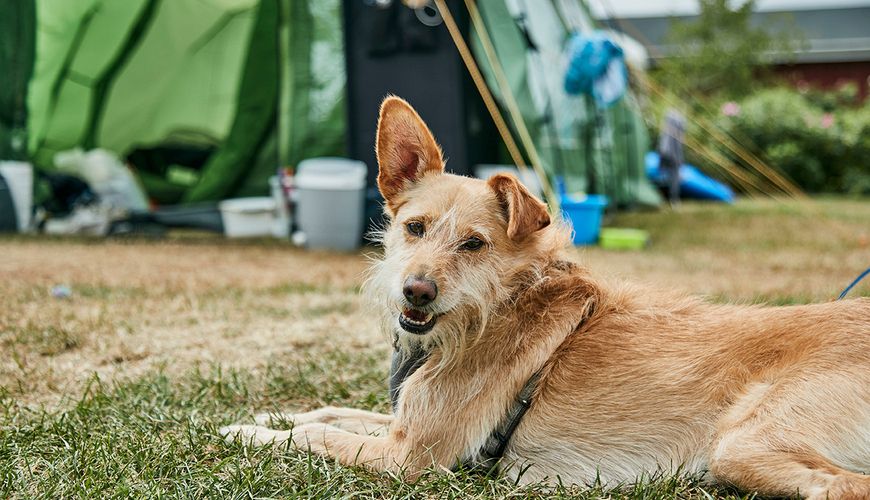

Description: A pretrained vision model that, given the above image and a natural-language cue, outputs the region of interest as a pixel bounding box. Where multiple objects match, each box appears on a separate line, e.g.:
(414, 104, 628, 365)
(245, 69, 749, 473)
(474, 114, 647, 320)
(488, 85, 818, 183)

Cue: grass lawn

(1, 198, 868, 498)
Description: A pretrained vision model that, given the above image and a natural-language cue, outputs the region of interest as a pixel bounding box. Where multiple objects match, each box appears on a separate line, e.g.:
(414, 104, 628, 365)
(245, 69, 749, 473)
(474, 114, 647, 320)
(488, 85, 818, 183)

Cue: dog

(222, 96, 870, 499)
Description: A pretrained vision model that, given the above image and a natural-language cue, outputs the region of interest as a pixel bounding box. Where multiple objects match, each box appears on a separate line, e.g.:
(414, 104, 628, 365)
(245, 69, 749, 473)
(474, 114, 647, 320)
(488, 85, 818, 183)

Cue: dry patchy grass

(1, 198, 868, 406)
(0, 241, 378, 405)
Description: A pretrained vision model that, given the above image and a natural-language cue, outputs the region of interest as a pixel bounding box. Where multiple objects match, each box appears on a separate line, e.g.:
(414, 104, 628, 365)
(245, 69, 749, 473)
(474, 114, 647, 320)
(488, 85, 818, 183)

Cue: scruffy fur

(222, 97, 870, 499)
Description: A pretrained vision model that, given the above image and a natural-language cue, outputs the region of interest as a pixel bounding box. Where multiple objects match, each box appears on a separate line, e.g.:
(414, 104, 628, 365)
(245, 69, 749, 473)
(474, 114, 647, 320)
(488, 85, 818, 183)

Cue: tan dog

(222, 97, 870, 499)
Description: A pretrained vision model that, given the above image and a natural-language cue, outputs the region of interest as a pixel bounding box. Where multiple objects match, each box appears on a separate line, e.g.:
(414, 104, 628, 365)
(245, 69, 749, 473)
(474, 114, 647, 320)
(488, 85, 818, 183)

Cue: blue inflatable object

(645, 152, 735, 203)
(564, 31, 628, 108)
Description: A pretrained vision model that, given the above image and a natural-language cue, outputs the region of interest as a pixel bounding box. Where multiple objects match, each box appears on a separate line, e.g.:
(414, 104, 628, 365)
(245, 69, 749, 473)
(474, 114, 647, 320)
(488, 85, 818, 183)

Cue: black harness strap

(388, 347, 541, 473)
(476, 370, 541, 473)
(388, 342, 428, 410)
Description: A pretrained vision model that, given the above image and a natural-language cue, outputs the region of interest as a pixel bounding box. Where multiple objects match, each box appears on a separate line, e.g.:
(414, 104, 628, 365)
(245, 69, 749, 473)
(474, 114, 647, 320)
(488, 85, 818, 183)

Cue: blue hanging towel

(564, 31, 628, 108)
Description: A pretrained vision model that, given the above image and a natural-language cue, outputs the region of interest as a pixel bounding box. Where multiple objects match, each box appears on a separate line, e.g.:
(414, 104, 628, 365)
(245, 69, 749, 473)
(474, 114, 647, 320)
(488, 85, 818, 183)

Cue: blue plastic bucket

(561, 194, 608, 245)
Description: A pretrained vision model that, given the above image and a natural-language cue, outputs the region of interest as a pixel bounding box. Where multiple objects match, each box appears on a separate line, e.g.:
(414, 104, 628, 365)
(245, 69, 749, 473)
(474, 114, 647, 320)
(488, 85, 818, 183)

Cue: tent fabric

(472, 0, 661, 207)
(181, 0, 278, 202)
(9, 0, 653, 207)
(26, 0, 255, 168)
(17, 0, 345, 204)
(27, 0, 153, 166)
(187, 0, 347, 202)
(0, 0, 36, 161)
(96, 0, 258, 155)
(82, 0, 159, 149)
(282, 0, 346, 174)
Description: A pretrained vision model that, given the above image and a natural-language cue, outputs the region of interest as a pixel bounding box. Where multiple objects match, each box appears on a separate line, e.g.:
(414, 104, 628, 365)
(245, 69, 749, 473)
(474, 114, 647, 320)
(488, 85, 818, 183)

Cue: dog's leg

(710, 441, 870, 500)
(223, 367, 507, 477)
(221, 407, 393, 448)
(222, 421, 436, 475)
(710, 380, 870, 499)
(254, 407, 393, 437)
(288, 423, 413, 472)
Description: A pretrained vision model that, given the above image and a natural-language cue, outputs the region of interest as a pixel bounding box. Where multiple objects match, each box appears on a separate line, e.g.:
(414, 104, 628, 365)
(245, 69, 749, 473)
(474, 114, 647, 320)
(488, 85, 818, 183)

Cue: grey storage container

(295, 158, 367, 251)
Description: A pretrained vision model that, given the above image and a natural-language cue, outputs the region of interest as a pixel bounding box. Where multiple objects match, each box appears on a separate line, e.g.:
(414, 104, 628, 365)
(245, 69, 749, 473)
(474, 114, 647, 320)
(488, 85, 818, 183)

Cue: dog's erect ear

(376, 96, 444, 212)
(487, 173, 551, 242)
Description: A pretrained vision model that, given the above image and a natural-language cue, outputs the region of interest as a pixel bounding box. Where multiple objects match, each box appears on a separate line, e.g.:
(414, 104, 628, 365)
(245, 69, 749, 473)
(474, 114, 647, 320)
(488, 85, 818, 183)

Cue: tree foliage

(655, 0, 802, 100)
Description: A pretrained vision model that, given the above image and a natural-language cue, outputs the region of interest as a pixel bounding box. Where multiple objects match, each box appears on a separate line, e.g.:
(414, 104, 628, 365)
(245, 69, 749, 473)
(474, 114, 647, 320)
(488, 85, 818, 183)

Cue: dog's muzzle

(399, 307, 437, 334)
(399, 276, 438, 334)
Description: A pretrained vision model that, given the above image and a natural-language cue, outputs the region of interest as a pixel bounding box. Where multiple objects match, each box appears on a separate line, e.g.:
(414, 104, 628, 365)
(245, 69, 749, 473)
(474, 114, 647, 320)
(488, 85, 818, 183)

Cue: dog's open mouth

(399, 307, 437, 334)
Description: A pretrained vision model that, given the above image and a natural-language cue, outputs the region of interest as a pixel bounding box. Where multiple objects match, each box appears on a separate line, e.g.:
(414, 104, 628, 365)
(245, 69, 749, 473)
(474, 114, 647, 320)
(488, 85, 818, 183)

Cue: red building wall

(774, 61, 870, 101)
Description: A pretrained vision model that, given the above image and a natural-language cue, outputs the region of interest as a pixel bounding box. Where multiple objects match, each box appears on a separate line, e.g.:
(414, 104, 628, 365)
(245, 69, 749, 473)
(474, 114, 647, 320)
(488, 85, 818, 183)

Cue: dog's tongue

(403, 308, 429, 322)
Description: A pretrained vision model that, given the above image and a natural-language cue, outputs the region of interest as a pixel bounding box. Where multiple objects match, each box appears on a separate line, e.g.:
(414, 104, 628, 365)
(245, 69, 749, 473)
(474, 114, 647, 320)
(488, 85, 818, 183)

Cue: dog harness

(389, 345, 541, 473)
(388, 260, 587, 473)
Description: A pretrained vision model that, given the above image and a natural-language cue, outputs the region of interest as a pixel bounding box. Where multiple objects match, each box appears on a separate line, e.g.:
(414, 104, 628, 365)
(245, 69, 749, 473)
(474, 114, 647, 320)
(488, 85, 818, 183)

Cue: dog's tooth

(400, 309, 435, 328)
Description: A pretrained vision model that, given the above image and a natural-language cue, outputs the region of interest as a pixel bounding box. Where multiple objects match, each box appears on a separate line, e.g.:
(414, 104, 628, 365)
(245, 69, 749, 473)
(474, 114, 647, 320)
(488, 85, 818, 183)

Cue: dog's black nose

(403, 277, 437, 306)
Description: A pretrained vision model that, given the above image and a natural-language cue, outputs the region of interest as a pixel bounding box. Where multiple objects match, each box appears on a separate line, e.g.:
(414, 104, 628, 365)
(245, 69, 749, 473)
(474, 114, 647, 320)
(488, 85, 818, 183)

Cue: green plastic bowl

(599, 228, 649, 250)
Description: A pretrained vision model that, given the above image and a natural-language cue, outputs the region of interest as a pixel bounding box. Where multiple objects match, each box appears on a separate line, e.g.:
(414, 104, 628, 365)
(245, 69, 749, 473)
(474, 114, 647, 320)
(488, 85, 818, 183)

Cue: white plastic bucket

(295, 158, 367, 251)
(0, 161, 34, 232)
(218, 197, 276, 238)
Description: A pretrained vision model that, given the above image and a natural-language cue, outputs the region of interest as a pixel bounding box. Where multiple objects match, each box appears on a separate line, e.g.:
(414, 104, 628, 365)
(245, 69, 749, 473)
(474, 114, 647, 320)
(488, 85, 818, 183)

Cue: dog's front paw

(219, 424, 290, 446)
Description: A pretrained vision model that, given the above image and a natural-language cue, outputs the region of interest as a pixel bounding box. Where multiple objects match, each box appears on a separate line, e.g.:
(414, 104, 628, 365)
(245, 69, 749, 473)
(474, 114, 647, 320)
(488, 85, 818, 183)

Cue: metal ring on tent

(415, 1, 443, 27)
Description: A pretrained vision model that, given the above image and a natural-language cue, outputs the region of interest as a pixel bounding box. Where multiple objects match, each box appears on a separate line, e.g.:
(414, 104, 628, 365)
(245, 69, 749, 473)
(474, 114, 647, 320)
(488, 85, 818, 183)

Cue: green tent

(3, 0, 346, 204)
(2, 0, 660, 208)
(0, 0, 35, 162)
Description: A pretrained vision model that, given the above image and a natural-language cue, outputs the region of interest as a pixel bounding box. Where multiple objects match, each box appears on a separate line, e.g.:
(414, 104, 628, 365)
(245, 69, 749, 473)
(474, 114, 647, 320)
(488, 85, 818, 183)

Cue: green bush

(714, 87, 870, 194)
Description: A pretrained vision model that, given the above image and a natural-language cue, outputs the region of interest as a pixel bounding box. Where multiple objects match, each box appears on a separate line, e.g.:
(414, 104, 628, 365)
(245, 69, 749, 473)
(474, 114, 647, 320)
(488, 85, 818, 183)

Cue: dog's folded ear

(488, 173, 551, 242)
(376, 96, 445, 213)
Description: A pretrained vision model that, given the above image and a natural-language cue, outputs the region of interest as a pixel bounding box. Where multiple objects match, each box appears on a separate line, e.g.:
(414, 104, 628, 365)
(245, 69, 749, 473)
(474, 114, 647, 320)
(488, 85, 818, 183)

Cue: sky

(587, 0, 870, 18)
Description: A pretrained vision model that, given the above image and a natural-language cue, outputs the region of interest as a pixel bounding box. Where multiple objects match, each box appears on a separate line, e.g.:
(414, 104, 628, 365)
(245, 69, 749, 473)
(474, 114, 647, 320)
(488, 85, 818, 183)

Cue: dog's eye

(461, 237, 485, 251)
(406, 221, 425, 237)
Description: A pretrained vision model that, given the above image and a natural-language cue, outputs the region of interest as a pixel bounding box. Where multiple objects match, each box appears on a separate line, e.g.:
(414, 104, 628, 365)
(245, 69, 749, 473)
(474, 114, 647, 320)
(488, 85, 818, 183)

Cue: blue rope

(838, 267, 870, 300)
